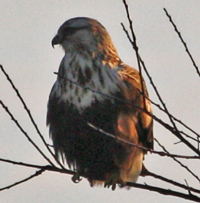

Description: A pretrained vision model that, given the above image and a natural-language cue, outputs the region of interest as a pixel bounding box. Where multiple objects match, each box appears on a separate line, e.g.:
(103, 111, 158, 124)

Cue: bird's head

(52, 17, 120, 66)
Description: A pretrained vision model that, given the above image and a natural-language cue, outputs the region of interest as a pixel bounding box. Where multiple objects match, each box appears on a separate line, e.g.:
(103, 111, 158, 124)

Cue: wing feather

(117, 63, 153, 150)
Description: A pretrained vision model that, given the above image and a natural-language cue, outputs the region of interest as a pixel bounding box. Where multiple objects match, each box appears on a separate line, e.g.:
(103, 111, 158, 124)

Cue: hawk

(47, 17, 153, 190)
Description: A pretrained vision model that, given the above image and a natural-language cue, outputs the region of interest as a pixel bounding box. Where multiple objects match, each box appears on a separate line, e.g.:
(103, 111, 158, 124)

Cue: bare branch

(0, 158, 73, 175)
(0, 65, 64, 169)
(0, 158, 74, 191)
(0, 100, 54, 166)
(145, 170, 200, 195)
(0, 169, 45, 192)
(126, 181, 200, 202)
(155, 138, 200, 182)
(163, 8, 200, 77)
(122, 0, 147, 111)
(1, 157, 200, 202)
(0, 158, 46, 169)
(88, 122, 199, 159)
(147, 95, 200, 140)
(120, 6, 200, 156)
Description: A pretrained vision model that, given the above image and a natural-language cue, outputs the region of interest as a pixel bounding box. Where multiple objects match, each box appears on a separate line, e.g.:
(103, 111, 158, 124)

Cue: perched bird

(47, 17, 153, 190)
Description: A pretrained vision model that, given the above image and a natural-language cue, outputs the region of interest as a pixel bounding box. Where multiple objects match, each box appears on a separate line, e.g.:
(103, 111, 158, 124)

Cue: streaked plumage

(47, 17, 153, 190)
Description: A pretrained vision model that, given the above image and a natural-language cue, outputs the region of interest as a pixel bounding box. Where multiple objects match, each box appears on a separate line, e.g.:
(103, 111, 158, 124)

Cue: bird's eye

(64, 28, 76, 36)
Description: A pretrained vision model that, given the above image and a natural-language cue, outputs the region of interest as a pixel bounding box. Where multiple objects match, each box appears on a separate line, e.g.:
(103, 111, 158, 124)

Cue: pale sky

(0, 1, 200, 203)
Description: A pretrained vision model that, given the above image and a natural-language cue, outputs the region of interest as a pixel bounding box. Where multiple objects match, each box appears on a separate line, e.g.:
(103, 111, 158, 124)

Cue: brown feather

(118, 63, 153, 149)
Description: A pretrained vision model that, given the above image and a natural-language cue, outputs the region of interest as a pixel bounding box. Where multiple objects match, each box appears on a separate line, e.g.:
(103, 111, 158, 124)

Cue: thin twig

(0, 158, 73, 175)
(121, 3, 181, 144)
(120, 17, 200, 155)
(145, 170, 200, 195)
(147, 95, 200, 140)
(0, 64, 64, 169)
(122, 0, 147, 111)
(88, 122, 199, 159)
(126, 181, 200, 202)
(121, 22, 200, 142)
(163, 8, 200, 77)
(185, 180, 192, 195)
(0, 159, 74, 191)
(0, 100, 54, 166)
(1, 157, 200, 202)
(121, 19, 180, 131)
(155, 138, 200, 182)
(180, 131, 199, 143)
(0, 169, 45, 191)
(118, 29, 200, 143)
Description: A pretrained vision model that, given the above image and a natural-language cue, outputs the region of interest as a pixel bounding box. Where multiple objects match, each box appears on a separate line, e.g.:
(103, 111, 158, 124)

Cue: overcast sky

(0, 1, 200, 203)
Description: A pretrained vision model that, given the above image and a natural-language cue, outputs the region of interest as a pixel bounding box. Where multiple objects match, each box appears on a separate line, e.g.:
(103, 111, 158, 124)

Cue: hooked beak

(51, 35, 61, 48)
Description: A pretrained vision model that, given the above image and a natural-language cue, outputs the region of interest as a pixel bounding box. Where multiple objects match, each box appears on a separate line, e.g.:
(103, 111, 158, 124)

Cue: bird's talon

(111, 184, 116, 191)
(72, 173, 82, 183)
(118, 181, 126, 188)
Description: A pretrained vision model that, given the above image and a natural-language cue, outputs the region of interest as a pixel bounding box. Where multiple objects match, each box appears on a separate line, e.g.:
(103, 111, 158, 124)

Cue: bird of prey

(47, 17, 153, 190)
